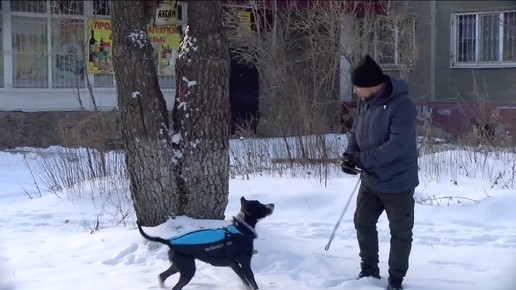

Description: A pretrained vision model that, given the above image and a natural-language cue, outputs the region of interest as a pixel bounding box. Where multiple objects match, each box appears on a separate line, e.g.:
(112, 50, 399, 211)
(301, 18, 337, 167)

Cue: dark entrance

(229, 48, 260, 136)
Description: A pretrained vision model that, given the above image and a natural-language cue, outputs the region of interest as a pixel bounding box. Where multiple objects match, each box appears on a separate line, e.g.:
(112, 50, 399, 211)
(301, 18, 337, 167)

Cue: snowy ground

(1, 138, 516, 290)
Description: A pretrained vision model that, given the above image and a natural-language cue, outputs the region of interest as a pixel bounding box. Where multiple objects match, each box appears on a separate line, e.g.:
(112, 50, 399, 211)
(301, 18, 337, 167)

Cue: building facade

(0, 0, 187, 112)
(342, 1, 516, 142)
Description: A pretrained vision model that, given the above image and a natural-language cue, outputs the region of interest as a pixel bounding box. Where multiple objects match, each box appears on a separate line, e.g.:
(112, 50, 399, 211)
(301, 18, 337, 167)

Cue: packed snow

(0, 135, 515, 290)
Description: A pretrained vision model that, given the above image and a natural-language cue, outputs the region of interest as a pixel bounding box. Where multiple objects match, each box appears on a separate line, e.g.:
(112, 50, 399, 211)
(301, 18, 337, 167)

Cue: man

(341, 55, 419, 290)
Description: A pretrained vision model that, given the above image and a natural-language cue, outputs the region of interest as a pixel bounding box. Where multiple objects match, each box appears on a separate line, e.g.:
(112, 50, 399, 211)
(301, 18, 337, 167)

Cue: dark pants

(353, 184, 415, 281)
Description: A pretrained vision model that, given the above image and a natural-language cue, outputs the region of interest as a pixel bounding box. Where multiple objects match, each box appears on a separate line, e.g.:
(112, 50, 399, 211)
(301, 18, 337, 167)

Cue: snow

(128, 30, 149, 48)
(170, 132, 182, 145)
(179, 26, 198, 57)
(1, 135, 516, 290)
(182, 76, 198, 88)
(132, 91, 141, 99)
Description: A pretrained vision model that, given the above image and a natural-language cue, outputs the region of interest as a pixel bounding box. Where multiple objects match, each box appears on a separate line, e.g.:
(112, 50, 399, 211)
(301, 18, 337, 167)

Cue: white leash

(324, 176, 361, 251)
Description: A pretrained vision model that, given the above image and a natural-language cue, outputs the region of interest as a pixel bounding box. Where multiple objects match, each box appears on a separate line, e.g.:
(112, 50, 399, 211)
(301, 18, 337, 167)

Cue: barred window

(452, 11, 516, 66)
(10, 0, 47, 13)
(93, 0, 110, 16)
(11, 16, 49, 88)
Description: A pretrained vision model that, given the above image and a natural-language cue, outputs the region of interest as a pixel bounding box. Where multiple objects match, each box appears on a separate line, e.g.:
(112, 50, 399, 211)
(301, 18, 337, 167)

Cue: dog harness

(168, 217, 257, 258)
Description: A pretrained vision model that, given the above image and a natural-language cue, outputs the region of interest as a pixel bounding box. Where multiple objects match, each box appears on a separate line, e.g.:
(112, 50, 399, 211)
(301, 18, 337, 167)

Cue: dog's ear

(240, 196, 247, 206)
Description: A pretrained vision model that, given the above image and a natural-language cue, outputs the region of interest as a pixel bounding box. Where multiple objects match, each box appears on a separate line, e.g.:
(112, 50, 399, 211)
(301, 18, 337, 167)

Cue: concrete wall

(0, 110, 122, 150)
(0, 89, 176, 150)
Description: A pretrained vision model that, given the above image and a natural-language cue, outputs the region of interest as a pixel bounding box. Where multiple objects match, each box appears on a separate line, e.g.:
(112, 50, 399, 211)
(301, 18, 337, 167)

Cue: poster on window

(148, 25, 180, 76)
(87, 18, 180, 76)
(87, 18, 114, 74)
(238, 11, 251, 37)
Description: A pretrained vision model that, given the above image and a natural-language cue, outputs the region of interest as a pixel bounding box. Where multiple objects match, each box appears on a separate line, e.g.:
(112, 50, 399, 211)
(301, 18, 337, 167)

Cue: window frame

(450, 10, 516, 69)
(355, 16, 417, 71)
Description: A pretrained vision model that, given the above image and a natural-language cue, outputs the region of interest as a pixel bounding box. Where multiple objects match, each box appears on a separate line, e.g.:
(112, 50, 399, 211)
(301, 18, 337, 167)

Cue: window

(452, 11, 516, 67)
(93, 0, 110, 16)
(355, 17, 416, 69)
(50, 0, 84, 15)
(51, 18, 86, 88)
(12, 16, 49, 88)
(11, 0, 85, 88)
(10, 0, 47, 13)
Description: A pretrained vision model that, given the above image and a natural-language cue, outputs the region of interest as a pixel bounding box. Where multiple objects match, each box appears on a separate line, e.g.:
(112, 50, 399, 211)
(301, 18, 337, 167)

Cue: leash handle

(324, 177, 361, 251)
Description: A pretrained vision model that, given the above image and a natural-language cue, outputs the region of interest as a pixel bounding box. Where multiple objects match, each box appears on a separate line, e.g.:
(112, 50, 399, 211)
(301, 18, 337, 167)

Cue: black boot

(356, 263, 381, 280)
(386, 277, 403, 290)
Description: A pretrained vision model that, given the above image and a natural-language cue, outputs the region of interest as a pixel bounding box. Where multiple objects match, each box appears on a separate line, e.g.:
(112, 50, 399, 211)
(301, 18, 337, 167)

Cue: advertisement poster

(238, 11, 251, 37)
(87, 18, 180, 76)
(87, 18, 113, 74)
(149, 25, 180, 76)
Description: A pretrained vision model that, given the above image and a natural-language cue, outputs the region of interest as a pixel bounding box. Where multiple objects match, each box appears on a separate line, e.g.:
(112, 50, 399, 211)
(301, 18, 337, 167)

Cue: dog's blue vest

(167, 219, 256, 261)
(168, 225, 242, 245)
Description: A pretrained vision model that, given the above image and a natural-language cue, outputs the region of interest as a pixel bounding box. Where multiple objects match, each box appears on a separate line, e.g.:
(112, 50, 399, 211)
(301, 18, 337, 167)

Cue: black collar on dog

(231, 216, 258, 239)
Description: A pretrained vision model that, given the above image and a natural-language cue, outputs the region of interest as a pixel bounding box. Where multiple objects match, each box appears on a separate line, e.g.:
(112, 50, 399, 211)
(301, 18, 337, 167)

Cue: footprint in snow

(102, 243, 139, 266)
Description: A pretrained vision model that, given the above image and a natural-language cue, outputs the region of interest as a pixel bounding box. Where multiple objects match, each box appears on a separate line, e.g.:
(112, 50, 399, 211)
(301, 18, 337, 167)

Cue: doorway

(229, 48, 260, 136)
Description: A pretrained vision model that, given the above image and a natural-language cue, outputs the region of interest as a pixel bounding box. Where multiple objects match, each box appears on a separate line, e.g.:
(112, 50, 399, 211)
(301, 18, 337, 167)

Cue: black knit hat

(351, 55, 385, 88)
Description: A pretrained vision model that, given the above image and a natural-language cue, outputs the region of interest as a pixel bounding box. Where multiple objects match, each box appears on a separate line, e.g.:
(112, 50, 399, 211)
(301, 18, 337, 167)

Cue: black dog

(137, 196, 274, 290)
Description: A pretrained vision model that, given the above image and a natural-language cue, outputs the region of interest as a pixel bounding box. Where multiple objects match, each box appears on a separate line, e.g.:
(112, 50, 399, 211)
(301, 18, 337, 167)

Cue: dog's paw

(158, 277, 165, 289)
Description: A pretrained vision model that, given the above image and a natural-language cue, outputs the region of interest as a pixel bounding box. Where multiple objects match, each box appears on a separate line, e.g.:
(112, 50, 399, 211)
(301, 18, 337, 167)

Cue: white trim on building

(0, 0, 187, 112)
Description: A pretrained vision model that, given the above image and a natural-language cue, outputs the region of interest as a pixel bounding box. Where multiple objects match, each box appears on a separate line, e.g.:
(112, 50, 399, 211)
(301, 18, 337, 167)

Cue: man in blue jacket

(341, 55, 419, 290)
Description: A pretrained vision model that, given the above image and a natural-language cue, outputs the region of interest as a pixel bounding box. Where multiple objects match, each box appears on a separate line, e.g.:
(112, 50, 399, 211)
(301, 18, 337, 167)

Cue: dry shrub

(22, 118, 133, 227)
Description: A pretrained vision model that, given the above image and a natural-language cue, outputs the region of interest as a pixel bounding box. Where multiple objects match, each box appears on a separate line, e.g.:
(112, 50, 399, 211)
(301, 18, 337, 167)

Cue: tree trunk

(173, 1, 231, 219)
(110, 0, 180, 226)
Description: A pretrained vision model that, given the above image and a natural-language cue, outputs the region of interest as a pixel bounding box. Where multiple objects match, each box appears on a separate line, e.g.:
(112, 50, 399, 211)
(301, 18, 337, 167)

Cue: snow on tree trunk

(110, 0, 179, 226)
(173, 1, 231, 219)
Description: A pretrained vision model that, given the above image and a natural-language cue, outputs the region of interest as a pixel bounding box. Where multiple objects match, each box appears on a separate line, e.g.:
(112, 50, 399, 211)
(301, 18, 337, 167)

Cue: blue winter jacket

(346, 75, 419, 193)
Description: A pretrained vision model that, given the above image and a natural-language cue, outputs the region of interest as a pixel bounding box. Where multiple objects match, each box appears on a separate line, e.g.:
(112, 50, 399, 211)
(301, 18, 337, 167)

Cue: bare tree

(172, 1, 231, 219)
(110, 0, 178, 226)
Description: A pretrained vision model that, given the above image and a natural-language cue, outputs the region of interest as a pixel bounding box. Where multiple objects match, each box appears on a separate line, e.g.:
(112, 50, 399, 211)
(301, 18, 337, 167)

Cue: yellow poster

(238, 11, 251, 37)
(87, 18, 181, 76)
(87, 19, 113, 74)
(148, 25, 181, 76)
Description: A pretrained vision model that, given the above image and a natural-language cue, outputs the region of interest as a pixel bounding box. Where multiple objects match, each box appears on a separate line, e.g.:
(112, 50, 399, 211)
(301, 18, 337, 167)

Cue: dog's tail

(137, 223, 172, 246)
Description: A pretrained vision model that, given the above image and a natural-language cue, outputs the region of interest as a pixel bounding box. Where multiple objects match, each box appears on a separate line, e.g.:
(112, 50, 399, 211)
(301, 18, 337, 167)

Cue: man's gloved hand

(341, 152, 358, 175)
(344, 152, 366, 171)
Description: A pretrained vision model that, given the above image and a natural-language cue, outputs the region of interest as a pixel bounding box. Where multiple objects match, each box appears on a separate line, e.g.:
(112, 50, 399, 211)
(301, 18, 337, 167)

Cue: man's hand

(343, 152, 366, 171)
(341, 152, 360, 175)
